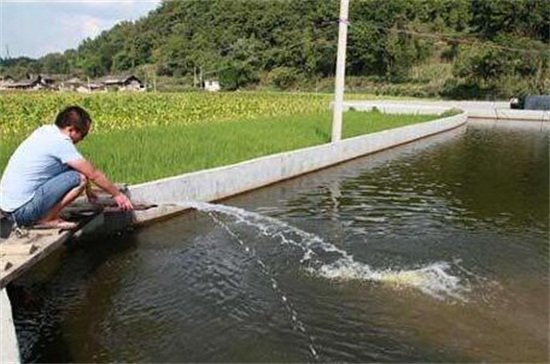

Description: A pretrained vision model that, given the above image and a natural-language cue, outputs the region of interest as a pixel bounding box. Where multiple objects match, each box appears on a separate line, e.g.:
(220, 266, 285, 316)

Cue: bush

(267, 67, 300, 90)
(440, 108, 463, 117)
(441, 78, 485, 99)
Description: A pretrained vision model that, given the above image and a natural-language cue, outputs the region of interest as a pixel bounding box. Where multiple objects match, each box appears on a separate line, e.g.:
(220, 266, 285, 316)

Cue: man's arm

(68, 158, 134, 211)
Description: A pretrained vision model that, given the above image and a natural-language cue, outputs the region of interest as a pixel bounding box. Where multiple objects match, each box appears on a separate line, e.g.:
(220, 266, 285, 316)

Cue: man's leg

(38, 174, 87, 224)
(12, 170, 86, 227)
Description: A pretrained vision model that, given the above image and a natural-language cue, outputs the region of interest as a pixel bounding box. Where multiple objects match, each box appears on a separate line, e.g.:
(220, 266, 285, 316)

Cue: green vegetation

(1, 0, 548, 99)
(0, 91, 330, 140)
(0, 92, 441, 184)
(77, 110, 439, 184)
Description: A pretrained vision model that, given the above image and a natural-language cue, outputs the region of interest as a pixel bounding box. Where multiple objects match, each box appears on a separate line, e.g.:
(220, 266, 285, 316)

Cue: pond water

(11, 119, 549, 363)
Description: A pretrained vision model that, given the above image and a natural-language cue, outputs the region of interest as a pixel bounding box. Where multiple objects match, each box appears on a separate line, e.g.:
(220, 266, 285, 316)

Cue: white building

(204, 80, 221, 92)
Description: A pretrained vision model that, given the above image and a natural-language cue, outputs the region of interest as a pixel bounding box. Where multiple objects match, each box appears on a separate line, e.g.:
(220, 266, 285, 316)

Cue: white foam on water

(183, 201, 469, 301)
(313, 259, 467, 301)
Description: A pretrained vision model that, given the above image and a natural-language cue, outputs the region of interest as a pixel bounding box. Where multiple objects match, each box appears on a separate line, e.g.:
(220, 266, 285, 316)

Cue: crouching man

(0, 105, 133, 229)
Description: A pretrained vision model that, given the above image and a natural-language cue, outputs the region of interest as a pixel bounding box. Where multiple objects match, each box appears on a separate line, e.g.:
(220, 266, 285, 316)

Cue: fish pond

(11, 119, 549, 363)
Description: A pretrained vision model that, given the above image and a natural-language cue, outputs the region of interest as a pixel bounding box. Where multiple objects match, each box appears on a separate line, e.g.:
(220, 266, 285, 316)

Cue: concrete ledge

(468, 108, 550, 121)
(128, 111, 467, 225)
(343, 102, 451, 115)
(343, 100, 550, 121)
(1, 288, 20, 364)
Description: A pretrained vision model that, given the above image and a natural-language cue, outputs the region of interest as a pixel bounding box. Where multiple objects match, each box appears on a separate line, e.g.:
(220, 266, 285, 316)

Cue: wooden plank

(63, 198, 156, 217)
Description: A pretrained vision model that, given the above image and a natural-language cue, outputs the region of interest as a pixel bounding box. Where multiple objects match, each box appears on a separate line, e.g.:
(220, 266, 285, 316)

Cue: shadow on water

(9, 119, 549, 363)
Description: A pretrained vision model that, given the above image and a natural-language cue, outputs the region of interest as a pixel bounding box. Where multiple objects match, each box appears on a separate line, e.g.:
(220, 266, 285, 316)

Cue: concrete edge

(342, 102, 451, 115)
(467, 108, 550, 121)
(128, 110, 467, 225)
(1, 288, 20, 364)
(343, 100, 550, 121)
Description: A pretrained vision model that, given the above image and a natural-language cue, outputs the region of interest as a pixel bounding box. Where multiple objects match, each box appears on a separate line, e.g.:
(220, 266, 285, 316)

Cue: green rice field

(1, 92, 440, 184)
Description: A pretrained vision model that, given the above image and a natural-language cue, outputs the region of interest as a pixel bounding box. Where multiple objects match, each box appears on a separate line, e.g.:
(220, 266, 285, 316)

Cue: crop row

(0, 92, 332, 140)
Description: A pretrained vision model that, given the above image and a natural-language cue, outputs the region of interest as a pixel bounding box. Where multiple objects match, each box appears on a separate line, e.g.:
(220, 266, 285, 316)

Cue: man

(0, 105, 133, 229)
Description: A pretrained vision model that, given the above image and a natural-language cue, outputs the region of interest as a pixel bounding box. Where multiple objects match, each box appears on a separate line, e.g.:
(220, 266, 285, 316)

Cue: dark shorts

(11, 170, 81, 226)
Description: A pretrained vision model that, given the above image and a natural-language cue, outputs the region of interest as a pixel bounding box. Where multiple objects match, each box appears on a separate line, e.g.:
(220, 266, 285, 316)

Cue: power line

(361, 22, 548, 55)
(259, 17, 547, 56)
(199, 18, 548, 81)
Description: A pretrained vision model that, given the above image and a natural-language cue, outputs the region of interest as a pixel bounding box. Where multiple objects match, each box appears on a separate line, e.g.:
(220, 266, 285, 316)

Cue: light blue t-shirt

(0, 125, 83, 212)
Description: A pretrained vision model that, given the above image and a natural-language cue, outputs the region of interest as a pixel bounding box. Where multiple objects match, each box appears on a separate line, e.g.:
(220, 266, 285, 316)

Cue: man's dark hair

(54, 106, 92, 132)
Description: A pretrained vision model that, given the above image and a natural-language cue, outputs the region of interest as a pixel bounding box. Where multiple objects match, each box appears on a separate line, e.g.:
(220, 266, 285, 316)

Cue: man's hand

(114, 193, 134, 211)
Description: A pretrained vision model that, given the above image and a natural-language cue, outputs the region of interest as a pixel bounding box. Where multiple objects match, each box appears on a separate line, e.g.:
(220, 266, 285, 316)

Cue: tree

(41, 53, 69, 75)
(471, 0, 550, 42)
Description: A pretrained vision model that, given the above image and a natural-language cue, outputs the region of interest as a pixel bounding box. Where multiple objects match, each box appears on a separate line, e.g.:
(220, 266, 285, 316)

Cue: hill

(1, 0, 548, 99)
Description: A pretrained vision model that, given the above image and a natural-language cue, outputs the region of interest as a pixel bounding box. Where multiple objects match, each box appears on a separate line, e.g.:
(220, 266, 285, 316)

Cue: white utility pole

(331, 0, 349, 143)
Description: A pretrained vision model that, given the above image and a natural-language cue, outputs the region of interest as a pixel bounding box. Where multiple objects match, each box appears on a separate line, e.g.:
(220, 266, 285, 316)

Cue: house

(59, 77, 82, 91)
(76, 82, 106, 93)
(204, 80, 221, 92)
(1, 74, 57, 91)
(0, 75, 15, 90)
(39, 74, 56, 88)
(58, 77, 107, 93)
(3, 75, 44, 90)
(102, 75, 145, 91)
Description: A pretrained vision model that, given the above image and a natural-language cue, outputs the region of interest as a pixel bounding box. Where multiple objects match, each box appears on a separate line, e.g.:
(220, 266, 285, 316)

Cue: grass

(72, 110, 439, 184)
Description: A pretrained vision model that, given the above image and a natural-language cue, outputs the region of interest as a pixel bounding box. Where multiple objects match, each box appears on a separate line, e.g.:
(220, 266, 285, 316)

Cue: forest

(1, 0, 548, 99)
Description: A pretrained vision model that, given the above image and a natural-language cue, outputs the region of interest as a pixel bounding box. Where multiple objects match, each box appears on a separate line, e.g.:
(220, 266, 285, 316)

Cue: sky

(0, 0, 161, 59)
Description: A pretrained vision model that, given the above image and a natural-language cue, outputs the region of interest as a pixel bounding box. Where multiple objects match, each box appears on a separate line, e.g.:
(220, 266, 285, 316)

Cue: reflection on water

(10, 120, 549, 363)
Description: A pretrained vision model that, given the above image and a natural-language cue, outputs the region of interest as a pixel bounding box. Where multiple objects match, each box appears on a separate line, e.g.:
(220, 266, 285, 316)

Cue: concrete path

(343, 100, 549, 121)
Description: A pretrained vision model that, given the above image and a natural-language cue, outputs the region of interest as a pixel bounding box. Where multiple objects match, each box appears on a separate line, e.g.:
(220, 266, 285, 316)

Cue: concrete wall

(128, 110, 467, 224)
(467, 108, 550, 121)
(1, 288, 20, 364)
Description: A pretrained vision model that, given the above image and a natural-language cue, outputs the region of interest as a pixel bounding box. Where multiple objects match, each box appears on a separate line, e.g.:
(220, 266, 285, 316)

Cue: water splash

(203, 208, 319, 361)
(314, 259, 466, 301)
(177, 201, 469, 301)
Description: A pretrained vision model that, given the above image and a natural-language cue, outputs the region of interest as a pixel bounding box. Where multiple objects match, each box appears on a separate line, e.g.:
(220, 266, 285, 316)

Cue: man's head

(55, 106, 92, 144)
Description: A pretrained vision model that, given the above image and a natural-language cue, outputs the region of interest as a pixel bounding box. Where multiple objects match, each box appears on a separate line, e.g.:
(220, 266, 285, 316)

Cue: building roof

(101, 74, 142, 85)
